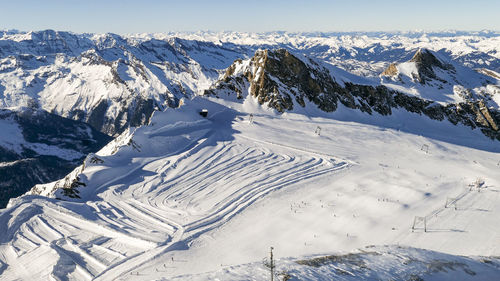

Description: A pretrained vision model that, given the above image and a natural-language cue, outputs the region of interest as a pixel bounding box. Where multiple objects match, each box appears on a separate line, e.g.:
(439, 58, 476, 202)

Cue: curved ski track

(0, 127, 351, 280)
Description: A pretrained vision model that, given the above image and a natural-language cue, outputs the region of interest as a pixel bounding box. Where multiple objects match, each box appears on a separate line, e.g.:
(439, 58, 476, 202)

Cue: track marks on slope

(137, 138, 350, 240)
(90, 133, 351, 280)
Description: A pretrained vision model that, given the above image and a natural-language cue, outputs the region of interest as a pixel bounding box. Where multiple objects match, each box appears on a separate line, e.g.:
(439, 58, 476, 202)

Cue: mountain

(205, 49, 357, 112)
(382, 48, 454, 84)
(0, 30, 245, 136)
(0, 31, 500, 280)
(381, 48, 500, 108)
(2, 94, 500, 280)
(2, 30, 500, 136)
(0, 107, 111, 208)
(207, 48, 500, 141)
(1, 30, 499, 137)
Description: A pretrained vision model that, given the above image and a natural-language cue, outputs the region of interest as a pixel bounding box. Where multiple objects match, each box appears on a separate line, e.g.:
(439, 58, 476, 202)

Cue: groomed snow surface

(1, 96, 500, 280)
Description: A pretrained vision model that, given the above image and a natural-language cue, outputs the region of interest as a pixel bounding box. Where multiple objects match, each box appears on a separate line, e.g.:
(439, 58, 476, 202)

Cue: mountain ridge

(1, 30, 500, 280)
(207, 48, 500, 141)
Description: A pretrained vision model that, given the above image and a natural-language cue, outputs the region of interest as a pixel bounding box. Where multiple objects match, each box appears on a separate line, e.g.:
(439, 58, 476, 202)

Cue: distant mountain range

(0, 30, 499, 208)
(0, 30, 500, 280)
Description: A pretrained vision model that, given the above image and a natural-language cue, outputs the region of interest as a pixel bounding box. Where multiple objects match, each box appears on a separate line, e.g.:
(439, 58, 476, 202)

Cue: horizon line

(1, 28, 499, 37)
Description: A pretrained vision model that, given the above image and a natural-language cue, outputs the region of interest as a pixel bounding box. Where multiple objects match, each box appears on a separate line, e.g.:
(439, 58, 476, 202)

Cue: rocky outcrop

(381, 63, 398, 76)
(206, 49, 354, 113)
(409, 48, 454, 84)
(207, 49, 500, 141)
(382, 48, 455, 84)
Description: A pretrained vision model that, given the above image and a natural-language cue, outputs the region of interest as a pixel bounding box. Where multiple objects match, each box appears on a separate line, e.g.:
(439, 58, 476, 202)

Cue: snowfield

(1, 94, 500, 280)
(1, 30, 500, 280)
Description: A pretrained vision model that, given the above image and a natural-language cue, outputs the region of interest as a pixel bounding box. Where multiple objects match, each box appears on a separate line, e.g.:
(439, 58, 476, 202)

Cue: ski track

(4, 99, 497, 280)
(0, 118, 350, 280)
(92, 135, 350, 280)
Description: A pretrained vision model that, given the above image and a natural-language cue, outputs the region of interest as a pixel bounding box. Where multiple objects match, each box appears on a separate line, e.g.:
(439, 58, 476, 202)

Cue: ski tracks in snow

(0, 111, 354, 280)
(91, 132, 351, 279)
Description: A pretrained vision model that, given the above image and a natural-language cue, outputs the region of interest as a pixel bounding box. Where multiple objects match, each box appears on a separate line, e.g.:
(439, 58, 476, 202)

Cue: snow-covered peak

(382, 48, 454, 84)
(1, 30, 500, 281)
(381, 48, 500, 107)
(0, 30, 246, 135)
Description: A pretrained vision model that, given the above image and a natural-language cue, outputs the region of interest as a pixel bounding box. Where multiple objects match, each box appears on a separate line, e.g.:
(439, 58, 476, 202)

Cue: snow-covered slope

(1, 30, 500, 280)
(381, 48, 500, 108)
(0, 107, 111, 208)
(1, 93, 500, 280)
(207, 48, 500, 142)
(0, 30, 245, 135)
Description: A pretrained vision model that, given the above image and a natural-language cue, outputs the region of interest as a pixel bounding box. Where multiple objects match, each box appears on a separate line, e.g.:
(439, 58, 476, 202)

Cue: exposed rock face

(410, 48, 446, 68)
(409, 48, 454, 84)
(207, 49, 500, 141)
(475, 100, 499, 131)
(207, 49, 354, 113)
(381, 48, 455, 84)
(381, 63, 399, 76)
(0, 108, 111, 208)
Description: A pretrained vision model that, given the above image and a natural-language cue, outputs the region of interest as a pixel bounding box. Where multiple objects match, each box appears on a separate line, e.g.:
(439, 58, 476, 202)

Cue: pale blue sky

(0, 0, 498, 34)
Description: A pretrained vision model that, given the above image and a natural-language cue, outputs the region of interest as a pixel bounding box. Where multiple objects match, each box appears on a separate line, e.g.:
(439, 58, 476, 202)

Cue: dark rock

(208, 48, 500, 141)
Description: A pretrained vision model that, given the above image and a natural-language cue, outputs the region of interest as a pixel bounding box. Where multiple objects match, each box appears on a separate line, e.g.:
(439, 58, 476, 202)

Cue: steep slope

(0, 107, 111, 208)
(1, 95, 500, 280)
(206, 49, 500, 140)
(0, 31, 500, 280)
(0, 30, 245, 135)
(381, 48, 500, 107)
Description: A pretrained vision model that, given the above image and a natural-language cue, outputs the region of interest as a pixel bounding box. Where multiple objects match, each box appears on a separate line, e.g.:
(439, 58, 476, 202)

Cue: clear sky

(0, 0, 499, 34)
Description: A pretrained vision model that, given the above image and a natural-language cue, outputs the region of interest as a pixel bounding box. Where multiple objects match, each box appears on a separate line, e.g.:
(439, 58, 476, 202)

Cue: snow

(168, 245, 500, 281)
(380, 51, 500, 108)
(0, 115, 24, 153)
(1, 93, 500, 280)
(0, 112, 83, 160)
(0, 30, 499, 280)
